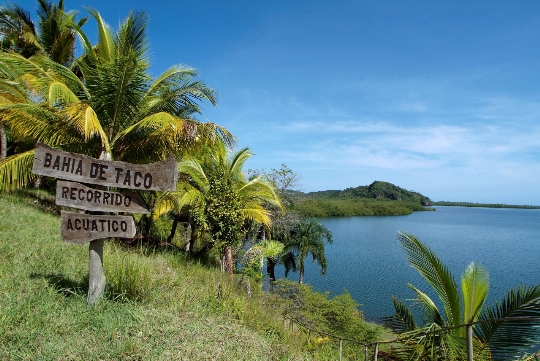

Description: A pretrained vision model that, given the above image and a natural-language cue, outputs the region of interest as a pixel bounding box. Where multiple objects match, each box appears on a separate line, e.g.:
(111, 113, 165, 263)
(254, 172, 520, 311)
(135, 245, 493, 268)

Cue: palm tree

(153, 141, 283, 274)
(0, 2, 40, 58)
(281, 219, 333, 284)
(0, 9, 233, 191)
(384, 232, 540, 360)
(0, 0, 87, 64)
(0, 0, 87, 160)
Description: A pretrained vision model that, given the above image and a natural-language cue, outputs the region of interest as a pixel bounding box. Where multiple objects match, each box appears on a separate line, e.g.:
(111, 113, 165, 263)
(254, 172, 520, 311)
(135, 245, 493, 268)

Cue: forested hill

(303, 181, 431, 206)
(287, 181, 433, 217)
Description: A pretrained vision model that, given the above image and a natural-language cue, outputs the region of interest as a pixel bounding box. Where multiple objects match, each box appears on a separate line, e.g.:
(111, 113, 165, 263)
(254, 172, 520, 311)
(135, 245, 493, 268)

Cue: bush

(104, 244, 155, 302)
(270, 280, 382, 342)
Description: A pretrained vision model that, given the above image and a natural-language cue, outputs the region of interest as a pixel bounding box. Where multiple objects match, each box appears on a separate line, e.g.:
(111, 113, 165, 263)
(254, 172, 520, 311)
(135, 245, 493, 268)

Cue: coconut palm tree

(0, 2, 40, 58)
(0, 0, 87, 160)
(281, 219, 333, 284)
(384, 232, 540, 360)
(153, 141, 283, 274)
(0, 9, 233, 191)
(0, 0, 87, 64)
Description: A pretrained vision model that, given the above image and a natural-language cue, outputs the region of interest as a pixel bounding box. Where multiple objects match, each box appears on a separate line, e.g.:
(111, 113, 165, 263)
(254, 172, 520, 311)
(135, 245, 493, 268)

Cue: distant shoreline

(432, 202, 540, 209)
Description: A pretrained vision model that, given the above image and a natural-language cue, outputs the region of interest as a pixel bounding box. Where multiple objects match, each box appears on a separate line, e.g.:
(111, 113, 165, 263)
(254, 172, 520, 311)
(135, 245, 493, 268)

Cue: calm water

(276, 206, 540, 322)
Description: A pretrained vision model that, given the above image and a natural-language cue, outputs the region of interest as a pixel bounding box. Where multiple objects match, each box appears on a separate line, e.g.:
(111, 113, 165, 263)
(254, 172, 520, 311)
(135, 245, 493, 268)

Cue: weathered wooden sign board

(61, 211, 136, 244)
(56, 180, 149, 214)
(33, 142, 178, 191)
(31, 142, 178, 305)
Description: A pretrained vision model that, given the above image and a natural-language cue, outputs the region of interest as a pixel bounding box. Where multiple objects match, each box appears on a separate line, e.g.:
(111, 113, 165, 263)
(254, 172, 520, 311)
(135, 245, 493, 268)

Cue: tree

(0, 9, 233, 192)
(153, 141, 283, 274)
(249, 163, 301, 207)
(384, 232, 540, 360)
(0, 0, 87, 161)
(281, 219, 333, 284)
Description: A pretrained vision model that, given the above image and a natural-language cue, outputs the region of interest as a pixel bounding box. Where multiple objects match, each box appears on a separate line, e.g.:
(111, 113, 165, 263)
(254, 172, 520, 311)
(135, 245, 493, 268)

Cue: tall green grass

(0, 191, 310, 360)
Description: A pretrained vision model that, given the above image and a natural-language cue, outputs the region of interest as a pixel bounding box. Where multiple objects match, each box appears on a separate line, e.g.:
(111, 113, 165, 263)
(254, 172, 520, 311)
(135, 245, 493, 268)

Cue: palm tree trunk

(267, 256, 276, 292)
(167, 214, 180, 243)
(0, 124, 6, 160)
(299, 267, 305, 284)
(266, 257, 276, 282)
(224, 245, 234, 275)
(188, 221, 197, 255)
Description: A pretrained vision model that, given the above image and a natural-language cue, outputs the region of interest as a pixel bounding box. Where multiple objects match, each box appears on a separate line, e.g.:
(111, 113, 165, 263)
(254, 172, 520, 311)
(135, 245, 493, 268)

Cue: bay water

(276, 206, 540, 322)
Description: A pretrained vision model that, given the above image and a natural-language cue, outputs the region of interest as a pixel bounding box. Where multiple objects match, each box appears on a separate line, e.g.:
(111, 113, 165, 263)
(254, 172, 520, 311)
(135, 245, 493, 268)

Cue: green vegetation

(0, 7, 232, 194)
(269, 280, 383, 359)
(433, 201, 540, 209)
(0, 190, 382, 360)
(307, 180, 431, 205)
(384, 232, 540, 360)
(153, 141, 282, 274)
(5, 3, 539, 359)
(290, 181, 434, 217)
(292, 198, 432, 217)
(281, 219, 333, 284)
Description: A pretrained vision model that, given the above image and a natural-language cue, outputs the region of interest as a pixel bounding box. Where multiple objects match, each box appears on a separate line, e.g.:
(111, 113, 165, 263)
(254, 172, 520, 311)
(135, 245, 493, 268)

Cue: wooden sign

(60, 211, 136, 244)
(56, 180, 149, 214)
(33, 143, 178, 191)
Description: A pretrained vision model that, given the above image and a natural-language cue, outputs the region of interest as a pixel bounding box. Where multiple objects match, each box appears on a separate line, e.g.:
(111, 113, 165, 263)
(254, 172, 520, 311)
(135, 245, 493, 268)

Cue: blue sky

(15, 0, 540, 204)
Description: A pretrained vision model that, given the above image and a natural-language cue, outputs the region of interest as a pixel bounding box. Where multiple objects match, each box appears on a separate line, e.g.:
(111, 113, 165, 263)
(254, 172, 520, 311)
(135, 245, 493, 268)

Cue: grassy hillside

(0, 191, 384, 360)
(0, 191, 308, 360)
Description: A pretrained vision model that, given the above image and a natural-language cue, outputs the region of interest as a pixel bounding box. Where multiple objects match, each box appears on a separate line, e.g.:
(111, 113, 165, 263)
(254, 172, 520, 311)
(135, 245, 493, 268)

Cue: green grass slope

(0, 191, 309, 360)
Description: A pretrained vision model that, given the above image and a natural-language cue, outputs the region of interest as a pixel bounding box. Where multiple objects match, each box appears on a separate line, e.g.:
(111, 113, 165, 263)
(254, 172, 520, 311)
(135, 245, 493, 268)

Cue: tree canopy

(0, 8, 233, 191)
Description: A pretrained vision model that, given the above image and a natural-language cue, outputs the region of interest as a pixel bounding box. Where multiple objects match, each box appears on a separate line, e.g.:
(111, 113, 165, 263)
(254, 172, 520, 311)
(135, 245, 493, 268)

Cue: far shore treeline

(432, 201, 540, 209)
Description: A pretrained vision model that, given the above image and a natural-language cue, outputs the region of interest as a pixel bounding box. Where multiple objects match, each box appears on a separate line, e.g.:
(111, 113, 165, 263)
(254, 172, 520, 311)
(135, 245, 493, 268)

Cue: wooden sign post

(32, 143, 177, 305)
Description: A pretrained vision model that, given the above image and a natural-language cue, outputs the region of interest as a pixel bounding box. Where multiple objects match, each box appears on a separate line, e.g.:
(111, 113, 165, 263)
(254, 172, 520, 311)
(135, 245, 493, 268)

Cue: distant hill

(303, 181, 431, 206)
(285, 181, 433, 217)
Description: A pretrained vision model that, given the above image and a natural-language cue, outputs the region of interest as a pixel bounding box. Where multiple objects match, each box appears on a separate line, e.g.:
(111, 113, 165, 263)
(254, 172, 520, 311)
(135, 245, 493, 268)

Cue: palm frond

(0, 149, 36, 191)
(116, 10, 148, 58)
(238, 176, 283, 212)
(462, 261, 489, 324)
(178, 158, 210, 193)
(475, 285, 540, 359)
(1, 103, 80, 146)
(262, 240, 284, 258)
(229, 147, 253, 178)
(31, 55, 88, 97)
(281, 251, 297, 276)
(408, 283, 446, 327)
(0, 78, 29, 103)
(146, 65, 197, 93)
(83, 8, 113, 62)
(397, 231, 462, 328)
(48, 81, 80, 105)
(152, 191, 180, 220)
(383, 295, 418, 333)
(152, 186, 203, 220)
(241, 206, 271, 225)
